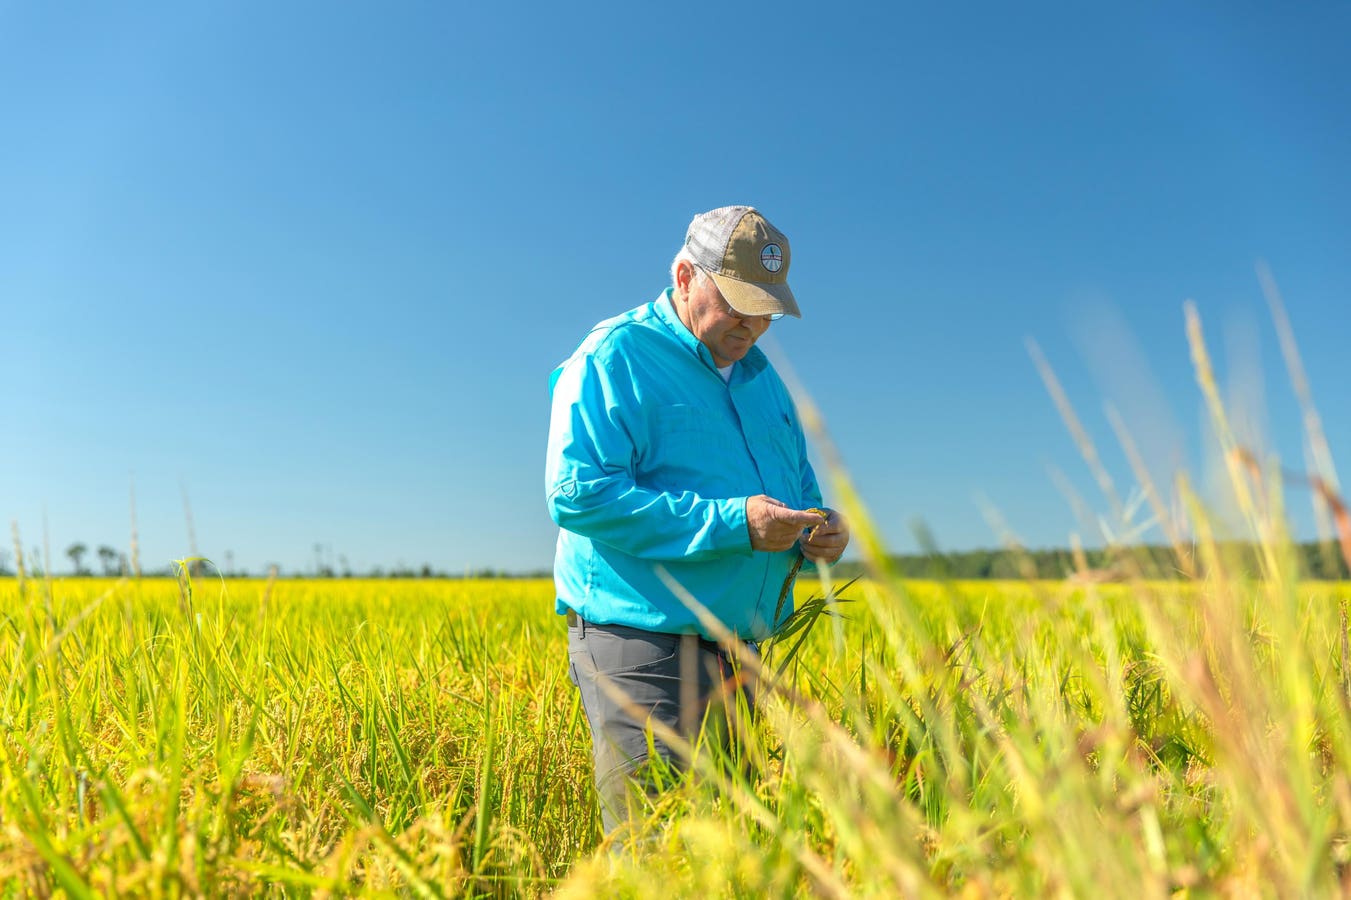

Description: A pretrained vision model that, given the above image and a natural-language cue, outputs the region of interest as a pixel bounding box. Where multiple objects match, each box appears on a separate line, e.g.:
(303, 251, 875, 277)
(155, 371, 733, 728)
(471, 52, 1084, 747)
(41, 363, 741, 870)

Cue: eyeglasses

(723, 299, 783, 323)
(709, 279, 784, 322)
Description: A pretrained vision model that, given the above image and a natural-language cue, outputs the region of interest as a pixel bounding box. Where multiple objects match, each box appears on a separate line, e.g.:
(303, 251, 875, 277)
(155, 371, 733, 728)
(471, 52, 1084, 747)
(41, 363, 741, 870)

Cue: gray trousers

(566, 616, 758, 835)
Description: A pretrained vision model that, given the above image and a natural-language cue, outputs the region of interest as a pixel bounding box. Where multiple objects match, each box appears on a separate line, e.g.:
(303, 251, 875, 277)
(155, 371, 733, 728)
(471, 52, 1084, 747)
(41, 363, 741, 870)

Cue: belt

(564, 608, 757, 656)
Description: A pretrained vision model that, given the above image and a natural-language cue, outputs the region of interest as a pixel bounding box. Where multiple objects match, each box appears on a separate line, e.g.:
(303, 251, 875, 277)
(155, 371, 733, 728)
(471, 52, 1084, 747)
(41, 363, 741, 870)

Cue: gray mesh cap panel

(684, 206, 754, 272)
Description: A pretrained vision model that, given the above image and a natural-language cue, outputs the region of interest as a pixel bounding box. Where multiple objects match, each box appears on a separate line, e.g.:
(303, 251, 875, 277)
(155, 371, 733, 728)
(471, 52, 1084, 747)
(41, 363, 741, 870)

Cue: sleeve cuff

(722, 496, 752, 554)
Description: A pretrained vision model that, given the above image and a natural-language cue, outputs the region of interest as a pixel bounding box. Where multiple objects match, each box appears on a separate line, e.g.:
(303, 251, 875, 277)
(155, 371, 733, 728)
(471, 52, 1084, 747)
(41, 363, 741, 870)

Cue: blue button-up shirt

(545, 288, 822, 640)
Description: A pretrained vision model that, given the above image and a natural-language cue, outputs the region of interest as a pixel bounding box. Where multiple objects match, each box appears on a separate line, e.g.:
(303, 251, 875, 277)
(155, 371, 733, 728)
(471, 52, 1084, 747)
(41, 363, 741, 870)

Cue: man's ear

(674, 260, 694, 296)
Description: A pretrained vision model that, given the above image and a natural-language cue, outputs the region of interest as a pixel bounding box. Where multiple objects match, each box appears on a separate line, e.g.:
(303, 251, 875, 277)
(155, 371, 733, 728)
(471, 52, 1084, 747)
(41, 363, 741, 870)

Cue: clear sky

(3, 3, 1349, 576)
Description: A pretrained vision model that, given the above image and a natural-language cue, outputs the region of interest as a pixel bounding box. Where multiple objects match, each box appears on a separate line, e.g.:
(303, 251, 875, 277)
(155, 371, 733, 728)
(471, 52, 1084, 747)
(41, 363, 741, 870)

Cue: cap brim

(706, 271, 802, 319)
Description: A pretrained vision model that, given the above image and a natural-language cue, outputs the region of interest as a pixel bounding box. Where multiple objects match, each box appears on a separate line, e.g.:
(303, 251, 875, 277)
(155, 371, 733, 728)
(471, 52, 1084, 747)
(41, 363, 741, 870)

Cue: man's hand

(747, 495, 832, 552)
(800, 508, 850, 565)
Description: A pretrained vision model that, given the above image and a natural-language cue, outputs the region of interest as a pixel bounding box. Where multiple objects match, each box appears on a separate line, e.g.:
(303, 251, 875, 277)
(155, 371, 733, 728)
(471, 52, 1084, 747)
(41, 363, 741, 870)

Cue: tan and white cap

(683, 206, 801, 319)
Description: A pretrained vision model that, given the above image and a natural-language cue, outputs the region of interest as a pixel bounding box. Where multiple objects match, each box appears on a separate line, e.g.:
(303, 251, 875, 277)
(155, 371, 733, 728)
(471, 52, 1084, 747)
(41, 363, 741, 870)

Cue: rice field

(5, 305, 1349, 896)
(4, 562, 1350, 896)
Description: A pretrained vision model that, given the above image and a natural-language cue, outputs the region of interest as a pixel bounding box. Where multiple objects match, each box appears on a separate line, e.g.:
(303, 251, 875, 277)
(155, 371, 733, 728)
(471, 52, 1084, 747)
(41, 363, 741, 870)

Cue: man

(544, 205, 850, 835)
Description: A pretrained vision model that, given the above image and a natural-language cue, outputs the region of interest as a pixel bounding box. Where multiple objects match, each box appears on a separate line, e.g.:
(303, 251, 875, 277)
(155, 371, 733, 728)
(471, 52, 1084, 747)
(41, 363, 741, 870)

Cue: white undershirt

(718, 364, 734, 383)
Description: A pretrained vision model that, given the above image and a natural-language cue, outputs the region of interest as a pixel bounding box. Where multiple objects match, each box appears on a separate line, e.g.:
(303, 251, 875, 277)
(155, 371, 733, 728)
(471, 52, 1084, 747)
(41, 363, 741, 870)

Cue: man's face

(675, 264, 774, 368)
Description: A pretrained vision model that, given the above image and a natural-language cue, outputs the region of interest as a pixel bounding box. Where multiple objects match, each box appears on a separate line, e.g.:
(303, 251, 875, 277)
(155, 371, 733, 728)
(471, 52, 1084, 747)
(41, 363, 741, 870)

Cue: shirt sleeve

(545, 353, 752, 561)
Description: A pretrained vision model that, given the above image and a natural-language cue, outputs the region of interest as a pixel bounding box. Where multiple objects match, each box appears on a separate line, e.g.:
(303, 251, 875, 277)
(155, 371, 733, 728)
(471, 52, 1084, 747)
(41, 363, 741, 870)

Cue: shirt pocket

(643, 404, 743, 493)
(748, 410, 805, 503)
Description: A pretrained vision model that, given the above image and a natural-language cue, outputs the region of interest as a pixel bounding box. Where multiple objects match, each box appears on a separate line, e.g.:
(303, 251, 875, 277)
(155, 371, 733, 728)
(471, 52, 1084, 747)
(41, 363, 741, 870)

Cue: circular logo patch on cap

(760, 243, 783, 273)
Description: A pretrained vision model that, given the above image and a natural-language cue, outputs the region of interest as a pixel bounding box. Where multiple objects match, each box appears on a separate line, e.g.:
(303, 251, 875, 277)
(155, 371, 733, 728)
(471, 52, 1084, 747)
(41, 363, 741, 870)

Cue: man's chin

(721, 341, 752, 362)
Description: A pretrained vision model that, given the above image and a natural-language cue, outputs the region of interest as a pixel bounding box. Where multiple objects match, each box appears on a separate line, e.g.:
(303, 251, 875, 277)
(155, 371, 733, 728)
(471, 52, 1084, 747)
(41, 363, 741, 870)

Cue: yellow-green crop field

(3, 571, 1351, 896)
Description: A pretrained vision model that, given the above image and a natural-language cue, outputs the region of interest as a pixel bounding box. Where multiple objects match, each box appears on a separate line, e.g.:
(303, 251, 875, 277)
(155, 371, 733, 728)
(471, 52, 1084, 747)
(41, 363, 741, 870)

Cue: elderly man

(545, 205, 849, 835)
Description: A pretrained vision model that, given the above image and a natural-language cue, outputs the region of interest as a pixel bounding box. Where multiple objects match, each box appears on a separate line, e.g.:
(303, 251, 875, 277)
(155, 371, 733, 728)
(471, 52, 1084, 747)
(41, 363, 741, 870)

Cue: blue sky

(3, 3, 1349, 575)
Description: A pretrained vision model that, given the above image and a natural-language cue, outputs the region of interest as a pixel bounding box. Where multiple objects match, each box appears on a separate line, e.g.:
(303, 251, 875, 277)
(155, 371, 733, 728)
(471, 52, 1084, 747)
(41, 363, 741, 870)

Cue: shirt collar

(654, 287, 711, 363)
(653, 287, 768, 380)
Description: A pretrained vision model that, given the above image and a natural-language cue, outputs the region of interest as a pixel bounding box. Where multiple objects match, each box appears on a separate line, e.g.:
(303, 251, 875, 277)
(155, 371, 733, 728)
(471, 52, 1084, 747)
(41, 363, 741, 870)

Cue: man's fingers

(776, 508, 830, 528)
(802, 543, 843, 563)
(803, 523, 844, 541)
(748, 496, 839, 553)
(802, 536, 846, 554)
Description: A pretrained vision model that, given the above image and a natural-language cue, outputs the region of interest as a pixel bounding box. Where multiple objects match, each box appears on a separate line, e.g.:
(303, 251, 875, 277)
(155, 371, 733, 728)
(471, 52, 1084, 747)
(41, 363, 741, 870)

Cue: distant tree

(970, 550, 995, 578)
(0, 549, 9, 575)
(1306, 541, 1349, 580)
(66, 542, 89, 576)
(97, 545, 118, 576)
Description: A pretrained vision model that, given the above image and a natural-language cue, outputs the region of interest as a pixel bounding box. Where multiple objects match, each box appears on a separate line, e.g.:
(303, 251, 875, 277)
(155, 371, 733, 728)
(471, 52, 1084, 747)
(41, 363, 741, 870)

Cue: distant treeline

(0, 561, 555, 580)
(0, 545, 553, 580)
(7, 542, 1347, 581)
(810, 540, 1351, 581)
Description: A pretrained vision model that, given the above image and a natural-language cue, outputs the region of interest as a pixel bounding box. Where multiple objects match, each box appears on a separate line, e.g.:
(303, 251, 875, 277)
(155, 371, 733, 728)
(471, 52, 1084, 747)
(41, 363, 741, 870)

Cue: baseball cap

(683, 206, 801, 319)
